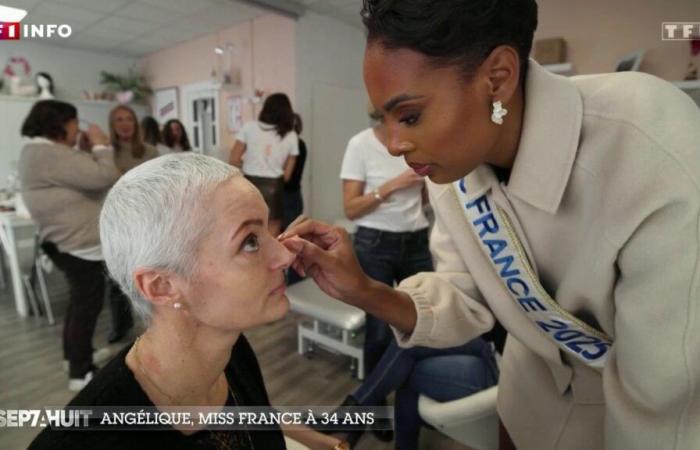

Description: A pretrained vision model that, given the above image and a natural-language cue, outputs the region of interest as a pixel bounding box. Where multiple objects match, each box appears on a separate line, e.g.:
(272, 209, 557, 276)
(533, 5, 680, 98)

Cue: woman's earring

(173, 302, 182, 309)
(491, 101, 508, 125)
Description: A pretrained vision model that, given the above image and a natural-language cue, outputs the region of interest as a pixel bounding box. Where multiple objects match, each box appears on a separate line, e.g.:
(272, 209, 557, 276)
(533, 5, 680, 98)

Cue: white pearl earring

(491, 100, 508, 125)
(173, 302, 182, 309)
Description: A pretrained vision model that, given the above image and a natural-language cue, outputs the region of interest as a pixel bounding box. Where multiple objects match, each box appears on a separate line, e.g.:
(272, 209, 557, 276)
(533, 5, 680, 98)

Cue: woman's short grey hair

(100, 153, 241, 325)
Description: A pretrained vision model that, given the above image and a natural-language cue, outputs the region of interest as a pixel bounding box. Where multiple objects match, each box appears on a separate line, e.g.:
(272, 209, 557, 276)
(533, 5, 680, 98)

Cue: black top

(29, 336, 285, 450)
(284, 138, 307, 192)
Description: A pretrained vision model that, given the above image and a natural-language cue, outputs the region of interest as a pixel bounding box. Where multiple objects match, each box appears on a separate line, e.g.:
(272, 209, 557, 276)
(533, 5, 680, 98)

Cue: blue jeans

(353, 226, 433, 374)
(353, 338, 499, 450)
(283, 190, 304, 285)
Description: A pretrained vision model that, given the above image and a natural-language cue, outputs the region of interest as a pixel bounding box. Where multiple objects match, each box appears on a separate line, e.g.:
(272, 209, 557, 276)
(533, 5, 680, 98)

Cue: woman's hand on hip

(279, 219, 371, 304)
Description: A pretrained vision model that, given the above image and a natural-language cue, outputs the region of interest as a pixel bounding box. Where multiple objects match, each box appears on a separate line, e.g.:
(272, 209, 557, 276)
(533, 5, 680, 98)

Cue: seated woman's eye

(241, 234, 260, 253)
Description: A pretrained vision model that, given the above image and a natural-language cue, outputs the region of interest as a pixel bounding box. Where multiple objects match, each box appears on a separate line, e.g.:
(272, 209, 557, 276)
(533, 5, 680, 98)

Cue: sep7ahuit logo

(0, 22, 20, 40)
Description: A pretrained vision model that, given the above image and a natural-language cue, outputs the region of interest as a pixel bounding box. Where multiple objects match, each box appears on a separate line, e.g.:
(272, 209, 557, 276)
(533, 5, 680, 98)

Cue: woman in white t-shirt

(340, 109, 433, 375)
(230, 93, 298, 236)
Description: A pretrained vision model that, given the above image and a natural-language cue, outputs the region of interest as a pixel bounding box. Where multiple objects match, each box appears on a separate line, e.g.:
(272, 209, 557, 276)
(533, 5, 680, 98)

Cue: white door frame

(181, 80, 221, 154)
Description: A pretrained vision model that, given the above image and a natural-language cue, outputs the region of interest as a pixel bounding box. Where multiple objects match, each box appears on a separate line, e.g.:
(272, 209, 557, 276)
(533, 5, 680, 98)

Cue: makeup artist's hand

(279, 218, 371, 305)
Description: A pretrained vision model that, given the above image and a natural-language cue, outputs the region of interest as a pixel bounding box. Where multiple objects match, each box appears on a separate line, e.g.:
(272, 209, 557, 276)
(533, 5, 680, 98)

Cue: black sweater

(29, 336, 285, 450)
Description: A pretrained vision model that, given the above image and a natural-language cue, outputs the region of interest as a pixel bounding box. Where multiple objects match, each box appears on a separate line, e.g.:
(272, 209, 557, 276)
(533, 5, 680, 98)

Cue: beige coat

(394, 61, 700, 449)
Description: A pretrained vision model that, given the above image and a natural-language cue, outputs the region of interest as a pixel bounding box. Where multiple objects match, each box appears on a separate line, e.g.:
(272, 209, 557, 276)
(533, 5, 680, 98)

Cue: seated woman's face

(175, 176, 294, 331)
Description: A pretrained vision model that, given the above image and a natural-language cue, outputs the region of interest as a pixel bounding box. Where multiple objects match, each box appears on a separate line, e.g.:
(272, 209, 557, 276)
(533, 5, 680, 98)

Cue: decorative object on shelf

(534, 38, 567, 65)
(115, 90, 134, 104)
(2, 56, 37, 96)
(99, 69, 152, 103)
(35, 72, 55, 99)
(214, 42, 242, 88)
(82, 90, 116, 102)
(684, 39, 700, 81)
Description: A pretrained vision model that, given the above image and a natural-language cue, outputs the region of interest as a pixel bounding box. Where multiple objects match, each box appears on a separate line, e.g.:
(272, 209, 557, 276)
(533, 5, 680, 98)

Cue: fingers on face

(279, 219, 333, 240)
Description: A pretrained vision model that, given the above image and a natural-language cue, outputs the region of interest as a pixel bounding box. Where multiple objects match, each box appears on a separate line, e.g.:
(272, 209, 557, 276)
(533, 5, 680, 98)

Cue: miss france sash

(453, 177, 612, 370)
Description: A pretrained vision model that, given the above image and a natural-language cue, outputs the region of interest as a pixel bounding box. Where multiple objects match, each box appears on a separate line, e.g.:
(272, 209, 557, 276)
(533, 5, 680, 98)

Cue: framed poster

(227, 95, 243, 133)
(153, 87, 179, 123)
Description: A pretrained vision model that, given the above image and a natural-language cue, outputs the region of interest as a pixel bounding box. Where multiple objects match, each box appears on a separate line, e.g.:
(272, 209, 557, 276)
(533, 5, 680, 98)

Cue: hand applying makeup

(278, 217, 418, 335)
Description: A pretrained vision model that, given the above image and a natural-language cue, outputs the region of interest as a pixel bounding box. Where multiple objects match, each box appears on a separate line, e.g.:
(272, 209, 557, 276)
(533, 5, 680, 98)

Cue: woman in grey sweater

(19, 100, 120, 391)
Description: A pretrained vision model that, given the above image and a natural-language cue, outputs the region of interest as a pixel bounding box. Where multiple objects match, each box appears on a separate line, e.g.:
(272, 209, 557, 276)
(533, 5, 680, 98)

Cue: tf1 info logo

(0, 4, 72, 40)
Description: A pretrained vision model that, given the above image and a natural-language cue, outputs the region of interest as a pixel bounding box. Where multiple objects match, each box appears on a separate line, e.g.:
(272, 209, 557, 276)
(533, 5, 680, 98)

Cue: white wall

(295, 12, 368, 222)
(0, 41, 138, 101)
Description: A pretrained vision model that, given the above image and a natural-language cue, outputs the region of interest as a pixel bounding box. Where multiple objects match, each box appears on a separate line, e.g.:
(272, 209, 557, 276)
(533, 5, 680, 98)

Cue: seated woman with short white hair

(30, 153, 348, 450)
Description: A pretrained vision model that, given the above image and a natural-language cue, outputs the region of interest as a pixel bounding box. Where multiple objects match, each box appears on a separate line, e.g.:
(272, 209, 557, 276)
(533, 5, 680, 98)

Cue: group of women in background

(18, 100, 194, 390)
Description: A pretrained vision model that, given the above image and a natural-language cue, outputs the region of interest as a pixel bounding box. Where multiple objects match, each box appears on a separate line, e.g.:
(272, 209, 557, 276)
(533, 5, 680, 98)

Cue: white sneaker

(68, 371, 94, 392)
(62, 347, 113, 372)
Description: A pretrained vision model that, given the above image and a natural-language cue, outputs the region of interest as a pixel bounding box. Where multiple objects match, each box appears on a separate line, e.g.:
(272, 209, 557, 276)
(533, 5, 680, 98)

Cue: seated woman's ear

(133, 268, 183, 308)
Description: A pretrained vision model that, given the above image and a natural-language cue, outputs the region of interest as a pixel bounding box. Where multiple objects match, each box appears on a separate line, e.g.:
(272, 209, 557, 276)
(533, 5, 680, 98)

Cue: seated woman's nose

(270, 238, 296, 270)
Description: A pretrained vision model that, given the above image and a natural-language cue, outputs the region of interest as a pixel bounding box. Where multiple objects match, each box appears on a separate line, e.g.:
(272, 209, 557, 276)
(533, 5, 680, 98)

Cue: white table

(0, 212, 37, 317)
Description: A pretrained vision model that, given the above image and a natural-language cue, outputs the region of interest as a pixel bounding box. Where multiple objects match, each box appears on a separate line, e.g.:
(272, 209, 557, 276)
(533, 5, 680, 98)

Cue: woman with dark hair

(230, 93, 298, 236)
(162, 118, 192, 153)
(140, 116, 170, 156)
(18, 100, 119, 391)
(280, 1, 700, 449)
(109, 105, 159, 173)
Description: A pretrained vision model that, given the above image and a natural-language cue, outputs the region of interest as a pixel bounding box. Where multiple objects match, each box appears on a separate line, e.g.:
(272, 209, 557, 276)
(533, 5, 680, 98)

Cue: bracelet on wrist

(372, 189, 383, 201)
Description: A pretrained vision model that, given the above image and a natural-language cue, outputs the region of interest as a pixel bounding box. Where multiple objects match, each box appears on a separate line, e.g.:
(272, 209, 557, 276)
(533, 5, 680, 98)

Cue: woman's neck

(127, 313, 240, 407)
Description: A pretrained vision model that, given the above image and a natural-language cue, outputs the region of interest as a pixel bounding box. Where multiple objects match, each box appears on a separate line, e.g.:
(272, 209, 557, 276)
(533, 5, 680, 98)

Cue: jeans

(353, 226, 433, 374)
(353, 338, 499, 450)
(283, 190, 304, 285)
(42, 244, 105, 378)
(107, 276, 133, 336)
(282, 189, 304, 231)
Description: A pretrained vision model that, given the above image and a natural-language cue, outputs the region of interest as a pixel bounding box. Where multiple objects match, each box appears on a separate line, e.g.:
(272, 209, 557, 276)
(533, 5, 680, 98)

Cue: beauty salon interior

(1, 0, 700, 449)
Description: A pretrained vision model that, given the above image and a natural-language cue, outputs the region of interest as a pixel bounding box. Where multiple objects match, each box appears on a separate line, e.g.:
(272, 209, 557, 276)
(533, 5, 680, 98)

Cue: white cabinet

(0, 95, 150, 189)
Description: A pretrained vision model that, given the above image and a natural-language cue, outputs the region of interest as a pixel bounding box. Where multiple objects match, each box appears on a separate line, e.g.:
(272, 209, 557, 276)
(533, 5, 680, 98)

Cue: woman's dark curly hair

(361, 0, 538, 84)
(258, 93, 295, 138)
(162, 119, 192, 151)
(21, 100, 77, 141)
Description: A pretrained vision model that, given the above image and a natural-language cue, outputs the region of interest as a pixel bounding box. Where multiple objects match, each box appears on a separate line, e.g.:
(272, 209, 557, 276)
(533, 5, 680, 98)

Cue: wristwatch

(372, 189, 383, 201)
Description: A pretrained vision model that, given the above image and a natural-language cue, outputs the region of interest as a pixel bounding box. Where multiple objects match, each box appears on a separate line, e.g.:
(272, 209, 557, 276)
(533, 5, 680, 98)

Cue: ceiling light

(0, 4, 28, 22)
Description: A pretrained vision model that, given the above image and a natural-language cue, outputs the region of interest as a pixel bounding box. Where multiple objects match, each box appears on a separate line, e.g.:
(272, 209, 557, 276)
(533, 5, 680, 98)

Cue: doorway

(181, 81, 220, 158)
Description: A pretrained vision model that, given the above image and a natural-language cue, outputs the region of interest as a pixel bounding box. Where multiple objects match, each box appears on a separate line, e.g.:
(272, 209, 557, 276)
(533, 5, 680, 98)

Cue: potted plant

(99, 69, 152, 103)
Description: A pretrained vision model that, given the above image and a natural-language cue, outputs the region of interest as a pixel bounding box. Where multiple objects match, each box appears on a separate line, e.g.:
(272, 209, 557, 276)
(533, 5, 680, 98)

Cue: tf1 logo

(0, 22, 20, 40)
